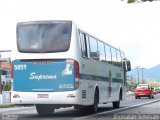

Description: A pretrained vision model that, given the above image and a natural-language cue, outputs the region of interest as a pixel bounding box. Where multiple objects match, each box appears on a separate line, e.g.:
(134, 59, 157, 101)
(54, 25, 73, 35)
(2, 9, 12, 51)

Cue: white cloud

(0, 0, 160, 68)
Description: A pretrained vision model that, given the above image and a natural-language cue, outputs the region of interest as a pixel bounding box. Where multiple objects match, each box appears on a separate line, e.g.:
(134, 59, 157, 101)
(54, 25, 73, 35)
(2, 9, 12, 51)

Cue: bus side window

(85, 35, 90, 58)
(105, 44, 112, 64)
(97, 41, 106, 62)
(89, 37, 99, 60)
(111, 48, 118, 66)
(79, 32, 88, 58)
(117, 50, 122, 67)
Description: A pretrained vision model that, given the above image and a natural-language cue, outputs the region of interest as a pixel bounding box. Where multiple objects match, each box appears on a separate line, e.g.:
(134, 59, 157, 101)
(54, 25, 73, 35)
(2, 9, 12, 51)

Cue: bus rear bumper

(11, 90, 81, 106)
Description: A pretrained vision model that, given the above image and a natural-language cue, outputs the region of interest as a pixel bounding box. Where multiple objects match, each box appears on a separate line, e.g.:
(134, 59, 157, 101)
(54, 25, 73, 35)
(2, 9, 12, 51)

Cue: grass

(0, 104, 15, 108)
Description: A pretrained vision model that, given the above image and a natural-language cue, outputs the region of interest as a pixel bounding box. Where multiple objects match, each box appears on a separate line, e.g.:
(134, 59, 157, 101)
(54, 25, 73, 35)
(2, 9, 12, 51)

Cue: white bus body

(11, 20, 131, 115)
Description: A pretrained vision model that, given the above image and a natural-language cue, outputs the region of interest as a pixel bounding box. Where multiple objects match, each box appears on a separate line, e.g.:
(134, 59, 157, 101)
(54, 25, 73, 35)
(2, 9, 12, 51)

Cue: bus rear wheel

(113, 101, 120, 108)
(89, 90, 99, 113)
(36, 104, 55, 116)
(76, 90, 99, 114)
(113, 91, 121, 108)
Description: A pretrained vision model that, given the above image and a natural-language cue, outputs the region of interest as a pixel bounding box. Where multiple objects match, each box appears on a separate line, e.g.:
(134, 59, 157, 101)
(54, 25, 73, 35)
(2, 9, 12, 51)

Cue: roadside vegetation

(2, 82, 11, 91)
(127, 76, 160, 91)
(0, 104, 15, 108)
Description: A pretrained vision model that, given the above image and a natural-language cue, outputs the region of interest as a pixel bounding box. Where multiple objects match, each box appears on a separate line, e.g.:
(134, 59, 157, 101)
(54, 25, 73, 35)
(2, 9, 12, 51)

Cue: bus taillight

(74, 60, 80, 78)
(74, 60, 80, 89)
(66, 59, 80, 89)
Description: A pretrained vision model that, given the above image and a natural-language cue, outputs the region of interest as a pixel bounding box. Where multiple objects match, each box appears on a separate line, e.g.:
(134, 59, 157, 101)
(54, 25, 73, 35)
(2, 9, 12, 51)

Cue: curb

(75, 99, 160, 120)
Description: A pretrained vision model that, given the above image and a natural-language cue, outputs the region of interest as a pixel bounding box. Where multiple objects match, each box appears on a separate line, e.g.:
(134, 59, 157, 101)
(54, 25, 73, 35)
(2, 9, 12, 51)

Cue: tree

(148, 80, 160, 88)
(127, 0, 154, 3)
(128, 0, 136, 3)
(141, 0, 153, 1)
(127, 76, 138, 91)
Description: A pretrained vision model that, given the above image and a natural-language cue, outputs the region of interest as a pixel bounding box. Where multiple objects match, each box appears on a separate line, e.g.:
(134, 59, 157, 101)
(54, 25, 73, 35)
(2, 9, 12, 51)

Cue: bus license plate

(37, 94, 49, 98)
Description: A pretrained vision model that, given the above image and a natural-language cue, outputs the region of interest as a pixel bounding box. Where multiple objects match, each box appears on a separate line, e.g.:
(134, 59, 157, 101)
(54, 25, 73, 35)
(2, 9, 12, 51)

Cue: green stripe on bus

(80, 74, 123, 83)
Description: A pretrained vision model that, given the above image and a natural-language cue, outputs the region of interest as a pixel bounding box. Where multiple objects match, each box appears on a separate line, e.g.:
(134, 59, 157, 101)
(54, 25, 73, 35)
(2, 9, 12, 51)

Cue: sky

(0, 0, 160, 68)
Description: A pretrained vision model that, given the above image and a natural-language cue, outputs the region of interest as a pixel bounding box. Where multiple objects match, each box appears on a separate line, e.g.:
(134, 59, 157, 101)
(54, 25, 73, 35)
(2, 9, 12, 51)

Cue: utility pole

(136, 66, 140, 84)
(141, 67, 145, 82)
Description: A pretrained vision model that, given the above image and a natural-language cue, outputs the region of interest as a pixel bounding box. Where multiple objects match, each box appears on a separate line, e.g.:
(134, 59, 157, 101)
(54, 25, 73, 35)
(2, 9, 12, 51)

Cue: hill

(128, 64, 160, 81)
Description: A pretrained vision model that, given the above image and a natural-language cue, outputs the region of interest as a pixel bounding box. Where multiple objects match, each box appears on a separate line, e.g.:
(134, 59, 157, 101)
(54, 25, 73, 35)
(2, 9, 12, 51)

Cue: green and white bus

(11, 20, 131, 115)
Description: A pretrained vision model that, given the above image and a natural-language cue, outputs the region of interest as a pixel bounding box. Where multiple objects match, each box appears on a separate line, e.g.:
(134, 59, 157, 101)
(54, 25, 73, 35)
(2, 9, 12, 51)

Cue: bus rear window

(17, 21, 72, 53)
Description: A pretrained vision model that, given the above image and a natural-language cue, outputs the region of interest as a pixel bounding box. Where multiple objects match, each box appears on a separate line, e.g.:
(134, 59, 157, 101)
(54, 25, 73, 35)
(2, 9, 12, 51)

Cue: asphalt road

(0, 94, 160, 120)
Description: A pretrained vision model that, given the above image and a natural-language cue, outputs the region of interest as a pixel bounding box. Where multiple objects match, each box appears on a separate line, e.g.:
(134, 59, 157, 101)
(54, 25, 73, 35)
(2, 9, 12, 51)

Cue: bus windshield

(17, 21, 72, 53)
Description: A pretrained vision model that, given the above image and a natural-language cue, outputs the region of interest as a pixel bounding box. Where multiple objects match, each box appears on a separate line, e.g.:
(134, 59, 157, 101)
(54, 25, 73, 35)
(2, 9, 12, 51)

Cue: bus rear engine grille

(82, 90, 86, 98)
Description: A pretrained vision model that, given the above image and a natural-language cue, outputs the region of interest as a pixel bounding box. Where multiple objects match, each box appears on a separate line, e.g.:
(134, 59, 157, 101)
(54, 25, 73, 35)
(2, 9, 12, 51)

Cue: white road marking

(74, 99, 160, 120)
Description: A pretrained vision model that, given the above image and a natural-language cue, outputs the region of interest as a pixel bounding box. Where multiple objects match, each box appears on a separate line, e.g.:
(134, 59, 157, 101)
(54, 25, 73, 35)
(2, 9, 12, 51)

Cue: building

(0, 59, 11, 83)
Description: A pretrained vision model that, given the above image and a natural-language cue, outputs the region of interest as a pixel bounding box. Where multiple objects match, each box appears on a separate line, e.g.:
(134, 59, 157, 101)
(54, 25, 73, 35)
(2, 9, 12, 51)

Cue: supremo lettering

(29, 72, 57, 80)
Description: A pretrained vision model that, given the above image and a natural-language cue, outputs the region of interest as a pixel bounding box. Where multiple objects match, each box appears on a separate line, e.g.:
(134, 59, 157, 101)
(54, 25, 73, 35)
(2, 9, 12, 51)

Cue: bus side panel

(79, 57, 124, 104)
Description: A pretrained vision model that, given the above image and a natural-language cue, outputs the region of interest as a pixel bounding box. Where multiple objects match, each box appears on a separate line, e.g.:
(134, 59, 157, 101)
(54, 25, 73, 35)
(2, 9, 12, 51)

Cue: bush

(3, 82, 11, 91)
(128, 0, 135, 3)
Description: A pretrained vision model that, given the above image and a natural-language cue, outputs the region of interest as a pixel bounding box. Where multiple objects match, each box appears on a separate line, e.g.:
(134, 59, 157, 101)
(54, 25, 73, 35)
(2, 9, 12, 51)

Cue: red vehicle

(153, 88, 158, 95)
(154, 88, 160, 94)
(134, 84, 154, 99)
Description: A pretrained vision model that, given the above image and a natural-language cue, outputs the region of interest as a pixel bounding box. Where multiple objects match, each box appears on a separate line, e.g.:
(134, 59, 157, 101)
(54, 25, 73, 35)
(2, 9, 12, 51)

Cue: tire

(113, 92, 121, 108)
(149, 95, 154, 99)
(90, 90, 99, 113)
(135, 96, 137, 99)
(36, 104, 55, 116)
(113, 101, 120, 108)
(77, 90, 99, 114)
(77, 106, 90, 115)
